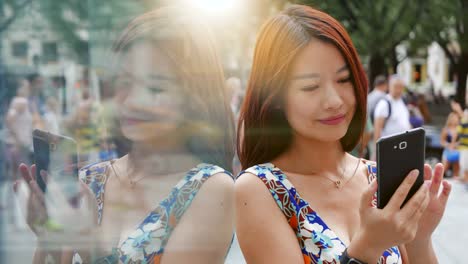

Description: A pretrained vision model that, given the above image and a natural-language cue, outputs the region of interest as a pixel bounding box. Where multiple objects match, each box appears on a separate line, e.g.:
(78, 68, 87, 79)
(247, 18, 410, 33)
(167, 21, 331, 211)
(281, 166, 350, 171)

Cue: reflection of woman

(235, 5, 451, 264)
(19, 7, 235, 264)
(440, 112, 460, 177)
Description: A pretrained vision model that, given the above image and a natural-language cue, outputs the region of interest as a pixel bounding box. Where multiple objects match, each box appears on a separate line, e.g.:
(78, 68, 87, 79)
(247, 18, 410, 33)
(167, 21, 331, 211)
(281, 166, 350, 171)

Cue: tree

(291, 0, 426, 89)
(37, 0, 147, 65)
(0, 0, 33, 33)
(411, 0, 468, 106)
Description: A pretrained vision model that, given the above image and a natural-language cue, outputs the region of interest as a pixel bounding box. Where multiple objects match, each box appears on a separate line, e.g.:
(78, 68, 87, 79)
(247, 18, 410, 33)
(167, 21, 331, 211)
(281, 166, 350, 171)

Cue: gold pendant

(335, 180, 341, 188)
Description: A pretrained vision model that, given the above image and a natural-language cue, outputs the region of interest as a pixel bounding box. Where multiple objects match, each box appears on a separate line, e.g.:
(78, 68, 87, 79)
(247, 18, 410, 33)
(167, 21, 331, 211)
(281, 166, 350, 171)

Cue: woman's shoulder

(235, 163, 289, 203)
(79, 159, 112, 185)
(238, 163, 277, 178)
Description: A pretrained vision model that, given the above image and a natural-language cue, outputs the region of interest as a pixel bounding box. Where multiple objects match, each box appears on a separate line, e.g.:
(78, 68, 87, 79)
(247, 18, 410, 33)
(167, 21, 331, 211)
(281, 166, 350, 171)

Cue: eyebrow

(148, 74, 177, 82)
(292, 65, 349, 80)
(121, 69, 177, 83)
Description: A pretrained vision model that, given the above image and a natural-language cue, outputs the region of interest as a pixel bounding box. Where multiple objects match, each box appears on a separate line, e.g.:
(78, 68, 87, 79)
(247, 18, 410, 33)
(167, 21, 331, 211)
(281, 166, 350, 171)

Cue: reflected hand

(14, 164, 98, 246)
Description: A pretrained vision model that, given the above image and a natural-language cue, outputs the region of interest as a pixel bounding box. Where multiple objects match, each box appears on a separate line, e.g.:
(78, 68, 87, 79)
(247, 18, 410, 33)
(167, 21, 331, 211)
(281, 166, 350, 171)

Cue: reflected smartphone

(32, 129, 80, 199)
(376, 127, 425, 209)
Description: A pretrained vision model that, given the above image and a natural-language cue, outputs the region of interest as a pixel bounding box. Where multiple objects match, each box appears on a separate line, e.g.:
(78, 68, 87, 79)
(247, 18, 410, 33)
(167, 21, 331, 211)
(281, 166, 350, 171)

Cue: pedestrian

(454, 109, 468, 183)
(373, 74, 411, 143)
(367, 75, 388, 121)
(440, 112, 460, 178)
(4, 82, 33, 181)
(235, 5, 451, 263)
(43, 97, 61, 134)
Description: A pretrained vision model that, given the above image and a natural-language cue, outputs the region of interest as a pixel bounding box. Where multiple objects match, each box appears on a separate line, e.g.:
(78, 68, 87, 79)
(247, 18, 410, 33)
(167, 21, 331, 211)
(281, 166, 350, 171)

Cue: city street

(1, 177, 466, 263)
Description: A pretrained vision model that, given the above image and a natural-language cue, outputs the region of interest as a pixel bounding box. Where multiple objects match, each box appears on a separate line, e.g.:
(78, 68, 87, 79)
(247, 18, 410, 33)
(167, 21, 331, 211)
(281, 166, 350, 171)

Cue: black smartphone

(376, 127, 425, 209)
(32, 129, 80, 198)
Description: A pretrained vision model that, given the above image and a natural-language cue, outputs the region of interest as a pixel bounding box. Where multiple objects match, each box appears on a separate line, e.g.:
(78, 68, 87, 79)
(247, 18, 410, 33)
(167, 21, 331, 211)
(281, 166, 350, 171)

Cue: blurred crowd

(0, 73, 120, 185)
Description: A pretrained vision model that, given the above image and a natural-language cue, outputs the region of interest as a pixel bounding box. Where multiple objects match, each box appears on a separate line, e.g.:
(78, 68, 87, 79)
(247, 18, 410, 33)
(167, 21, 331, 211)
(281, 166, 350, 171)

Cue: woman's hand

(14, 163, 98, 248)
(410, 164, 451, 244)
(347, 170, 431, 262)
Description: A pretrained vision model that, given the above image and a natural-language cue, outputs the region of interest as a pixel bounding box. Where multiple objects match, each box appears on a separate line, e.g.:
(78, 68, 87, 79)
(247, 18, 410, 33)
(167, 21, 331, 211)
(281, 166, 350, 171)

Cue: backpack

(371, 98, 392, 129)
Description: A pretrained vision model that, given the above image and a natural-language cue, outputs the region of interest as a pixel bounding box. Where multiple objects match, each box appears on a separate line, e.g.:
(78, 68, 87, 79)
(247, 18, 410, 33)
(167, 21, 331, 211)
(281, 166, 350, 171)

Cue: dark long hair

(238, 5, 368, 169)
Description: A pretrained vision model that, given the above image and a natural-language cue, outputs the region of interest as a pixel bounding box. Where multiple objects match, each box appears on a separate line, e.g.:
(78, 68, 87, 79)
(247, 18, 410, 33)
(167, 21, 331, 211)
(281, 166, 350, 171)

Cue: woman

(17, 6, 235, 264)
(440, 112, 460, 178)
(235, 5, 451, 264)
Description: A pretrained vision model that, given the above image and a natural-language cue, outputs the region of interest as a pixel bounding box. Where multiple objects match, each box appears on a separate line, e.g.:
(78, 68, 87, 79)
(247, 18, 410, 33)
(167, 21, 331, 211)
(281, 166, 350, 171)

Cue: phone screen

(376, 128, 425, 209)
(33, 130, 79, 199)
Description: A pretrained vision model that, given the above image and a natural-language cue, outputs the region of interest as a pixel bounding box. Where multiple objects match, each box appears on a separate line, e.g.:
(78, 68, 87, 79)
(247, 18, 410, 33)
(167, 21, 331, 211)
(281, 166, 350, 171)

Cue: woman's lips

(318, 114, 346, 125)
(120, 114, 155, 125)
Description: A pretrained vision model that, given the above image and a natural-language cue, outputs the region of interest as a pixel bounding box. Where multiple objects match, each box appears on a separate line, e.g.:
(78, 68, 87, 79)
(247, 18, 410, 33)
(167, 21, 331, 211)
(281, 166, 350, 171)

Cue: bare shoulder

(235, 172, 303, 263)
(193, 172, 234, 202)
(163, 172, 235, 264)
(235, 171, 283, 210)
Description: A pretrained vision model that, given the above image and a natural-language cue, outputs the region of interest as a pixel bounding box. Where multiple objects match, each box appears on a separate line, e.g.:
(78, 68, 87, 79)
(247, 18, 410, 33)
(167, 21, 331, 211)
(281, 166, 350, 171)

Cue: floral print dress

(71, 161, 232, 264)
(240, 161, 402, 264)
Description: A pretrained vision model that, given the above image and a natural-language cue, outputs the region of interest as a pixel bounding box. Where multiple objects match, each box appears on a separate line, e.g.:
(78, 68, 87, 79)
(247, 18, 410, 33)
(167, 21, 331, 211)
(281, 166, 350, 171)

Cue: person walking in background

(2, 79, 34, 229)
(365, 75, 387, 160)
(373, 74, 411, 143)
(453, 109, 468, 183)
(367, 75, 388, 121)
(64, 99, 101, 164)
(440, 112, 460, 178)
(43, 97, 61, 134)
(4, 82, 33, 181)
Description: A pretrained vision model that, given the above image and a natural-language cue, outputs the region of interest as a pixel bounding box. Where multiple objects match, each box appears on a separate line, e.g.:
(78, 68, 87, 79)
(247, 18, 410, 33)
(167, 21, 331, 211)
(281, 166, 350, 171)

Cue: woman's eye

(338, 76, 351, 83)
(148, 87, 166, 94)
(300, 85, 319, 91)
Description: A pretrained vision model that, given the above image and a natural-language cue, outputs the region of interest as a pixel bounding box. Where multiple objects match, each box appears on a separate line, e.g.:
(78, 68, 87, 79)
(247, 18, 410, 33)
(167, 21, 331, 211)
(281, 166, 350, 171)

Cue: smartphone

(32, 129, 80, 199)
(376, 127, 425, 209)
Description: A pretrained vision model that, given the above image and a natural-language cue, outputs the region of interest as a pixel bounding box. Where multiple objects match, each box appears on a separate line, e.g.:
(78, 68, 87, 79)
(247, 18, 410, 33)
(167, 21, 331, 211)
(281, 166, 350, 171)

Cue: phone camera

(50, 143, 57, 151)
(399, 141, 407, 149)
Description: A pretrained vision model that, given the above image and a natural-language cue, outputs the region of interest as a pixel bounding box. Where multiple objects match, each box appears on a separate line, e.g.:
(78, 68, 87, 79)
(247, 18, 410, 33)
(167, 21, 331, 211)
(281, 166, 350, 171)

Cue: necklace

(109, 159, 147, 189)
(109, 154, 197, 188)
(322, 157, 361, 189)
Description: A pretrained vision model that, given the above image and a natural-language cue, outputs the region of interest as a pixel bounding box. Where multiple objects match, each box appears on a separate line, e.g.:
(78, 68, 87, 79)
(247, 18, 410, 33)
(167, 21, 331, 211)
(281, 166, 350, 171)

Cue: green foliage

(295, 0, 426, 58)
(0, 0, 33, 33)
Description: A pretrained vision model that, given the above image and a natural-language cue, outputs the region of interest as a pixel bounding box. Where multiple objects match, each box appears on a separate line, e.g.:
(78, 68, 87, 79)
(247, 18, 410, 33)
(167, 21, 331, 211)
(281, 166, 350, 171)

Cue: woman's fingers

(409, 185, 431, 222)
(29, 180, 47, 207)
(386, 170, 419, 211)
(423, 164, 432, 181)
(399, 181, 430, 220)
(429, 163, 444, 196)
(19, 163, 33, 183)
(439, 180, 452, 209)
(30, 164, 37, 181)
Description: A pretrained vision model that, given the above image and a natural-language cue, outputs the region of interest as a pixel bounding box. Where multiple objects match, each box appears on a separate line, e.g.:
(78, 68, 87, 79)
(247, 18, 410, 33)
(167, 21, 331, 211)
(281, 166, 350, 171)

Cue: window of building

(42, 42, 58, 63)
(11, 41, 28, 58)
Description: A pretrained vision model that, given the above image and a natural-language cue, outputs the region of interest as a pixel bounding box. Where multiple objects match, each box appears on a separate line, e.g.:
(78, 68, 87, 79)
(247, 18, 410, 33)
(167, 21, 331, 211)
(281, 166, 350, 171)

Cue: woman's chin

(121, 125, 176, 144)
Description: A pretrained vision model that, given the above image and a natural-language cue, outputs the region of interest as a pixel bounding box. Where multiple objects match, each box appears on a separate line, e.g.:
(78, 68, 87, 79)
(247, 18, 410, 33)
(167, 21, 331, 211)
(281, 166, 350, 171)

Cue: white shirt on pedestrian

(367, 89, 387, 116)
(374, 94, 411, 138)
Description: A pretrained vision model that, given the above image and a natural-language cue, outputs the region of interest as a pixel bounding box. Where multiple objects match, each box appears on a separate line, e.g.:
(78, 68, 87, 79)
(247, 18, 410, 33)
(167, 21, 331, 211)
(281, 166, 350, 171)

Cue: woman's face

(117, 41, 185, 143)
(284, 40, 356, 144)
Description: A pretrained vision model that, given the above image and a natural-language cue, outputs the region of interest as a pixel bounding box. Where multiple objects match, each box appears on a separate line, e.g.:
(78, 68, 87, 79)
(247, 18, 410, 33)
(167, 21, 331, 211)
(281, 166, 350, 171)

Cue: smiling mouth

(120, 112, 157, 124)
(318, 114, 346, 125)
